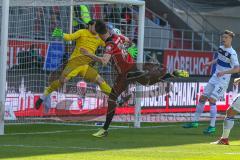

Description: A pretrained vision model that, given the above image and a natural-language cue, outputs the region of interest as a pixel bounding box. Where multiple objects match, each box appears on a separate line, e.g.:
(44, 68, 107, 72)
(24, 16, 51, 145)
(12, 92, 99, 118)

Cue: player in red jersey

(80, 20, 189, 137)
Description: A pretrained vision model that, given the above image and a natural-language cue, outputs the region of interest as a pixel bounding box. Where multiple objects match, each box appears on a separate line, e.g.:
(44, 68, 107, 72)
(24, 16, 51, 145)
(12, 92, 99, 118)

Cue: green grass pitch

(0, 122, 240, 160)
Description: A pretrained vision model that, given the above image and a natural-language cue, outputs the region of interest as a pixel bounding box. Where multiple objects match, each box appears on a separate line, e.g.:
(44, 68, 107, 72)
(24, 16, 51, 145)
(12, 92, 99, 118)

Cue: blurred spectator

(17, 44, 43, 69)
(152, 15, 160, 25)
(121, 6, 132, 35)
(160, 13, 168, 26)
(91, 4, 102, 19)
(80, 5, 92, 24)
(149, 53, 160, 64)
(133, 26, 138, 44)
(121, 6, 132, 24)
(34, 7, 44, 39)
(104, 4, 121, 28)
(103, 4, 112, 21)
(50, 14, 58, 34)
(73, 5, 92, 31)
(110, 4, 121, 27)
(28, 44, 44, 68)
(145, 9, 153, 20)
(49, 7, 61, 37)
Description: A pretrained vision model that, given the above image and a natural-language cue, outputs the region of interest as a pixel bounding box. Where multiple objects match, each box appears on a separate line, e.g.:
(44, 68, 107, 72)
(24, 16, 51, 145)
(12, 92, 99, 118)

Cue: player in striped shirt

(183, 30, 240, 134)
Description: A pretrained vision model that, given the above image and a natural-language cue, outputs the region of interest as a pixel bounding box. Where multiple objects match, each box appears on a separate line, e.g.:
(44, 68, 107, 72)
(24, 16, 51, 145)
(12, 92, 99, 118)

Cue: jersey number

(217, 87, 223, 94)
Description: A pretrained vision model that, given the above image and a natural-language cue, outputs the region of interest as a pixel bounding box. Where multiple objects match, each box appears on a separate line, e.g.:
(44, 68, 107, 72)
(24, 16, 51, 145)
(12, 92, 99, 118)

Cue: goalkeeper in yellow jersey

(35, 20, 113, 109)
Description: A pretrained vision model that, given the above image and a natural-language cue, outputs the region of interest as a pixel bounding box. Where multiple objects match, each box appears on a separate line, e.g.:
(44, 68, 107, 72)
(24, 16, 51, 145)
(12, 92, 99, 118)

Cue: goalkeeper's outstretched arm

(63, 30, 83, 41)
(52, 27, 82, 41)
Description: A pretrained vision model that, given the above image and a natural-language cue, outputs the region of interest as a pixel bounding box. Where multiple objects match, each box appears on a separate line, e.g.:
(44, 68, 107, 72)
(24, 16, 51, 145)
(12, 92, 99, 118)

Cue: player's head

(95, 20, 108, 35)
(106, 22, 122, 35)
(87, 20, 97, 35)
(222, 30, 235, 47)
(106, 22, 114, 31)
(95, 20, 110, 40)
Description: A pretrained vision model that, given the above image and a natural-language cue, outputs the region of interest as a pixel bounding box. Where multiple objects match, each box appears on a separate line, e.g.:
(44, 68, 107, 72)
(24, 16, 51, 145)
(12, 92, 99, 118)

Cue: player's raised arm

(217, 53, 240, 77)
(119, 34, 130, 43)
(63, 30, 84, 41)
(52, 20, 99, 41)
(110, 27, 138, 58)
(217, 66, 240, 77)
(80, 48, 111, 65)
(52, 27, 83, 41)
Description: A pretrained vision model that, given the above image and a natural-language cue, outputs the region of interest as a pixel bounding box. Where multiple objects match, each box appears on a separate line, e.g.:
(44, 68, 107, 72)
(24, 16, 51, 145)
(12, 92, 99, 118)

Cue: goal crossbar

(1, 0, 145, 6)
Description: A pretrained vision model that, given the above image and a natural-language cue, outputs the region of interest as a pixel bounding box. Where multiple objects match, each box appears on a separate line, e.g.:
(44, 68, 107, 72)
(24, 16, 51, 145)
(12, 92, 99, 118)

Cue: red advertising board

(163, 50, 214, 76)
(8, 39, 48, 68)
(6, 82, 234, 118)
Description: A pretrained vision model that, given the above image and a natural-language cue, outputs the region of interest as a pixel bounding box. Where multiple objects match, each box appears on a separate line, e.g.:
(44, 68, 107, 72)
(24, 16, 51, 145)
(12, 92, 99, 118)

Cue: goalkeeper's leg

(95, 75, 112, 95)
(35, 64, 79, 109)
(81, 65, 112, 95)
(83, 66, 131, 106)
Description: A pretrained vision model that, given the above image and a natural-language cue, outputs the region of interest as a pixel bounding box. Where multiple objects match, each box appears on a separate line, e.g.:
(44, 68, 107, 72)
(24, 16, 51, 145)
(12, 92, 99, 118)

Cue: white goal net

(0, 0, 145, 133)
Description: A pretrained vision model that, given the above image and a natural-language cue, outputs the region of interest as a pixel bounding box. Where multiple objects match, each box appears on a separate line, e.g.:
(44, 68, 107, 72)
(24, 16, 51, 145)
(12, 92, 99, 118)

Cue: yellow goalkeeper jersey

(63, 29, 105, 63)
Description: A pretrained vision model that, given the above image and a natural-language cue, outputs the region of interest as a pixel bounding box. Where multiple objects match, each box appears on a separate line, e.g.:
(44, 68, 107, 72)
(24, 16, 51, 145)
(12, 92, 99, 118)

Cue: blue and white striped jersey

(214, 45, 239, 83)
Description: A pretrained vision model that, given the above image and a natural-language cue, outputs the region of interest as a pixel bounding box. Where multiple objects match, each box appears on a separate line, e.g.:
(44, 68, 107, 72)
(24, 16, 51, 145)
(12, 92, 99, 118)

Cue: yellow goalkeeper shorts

(61, 60, 99, 82)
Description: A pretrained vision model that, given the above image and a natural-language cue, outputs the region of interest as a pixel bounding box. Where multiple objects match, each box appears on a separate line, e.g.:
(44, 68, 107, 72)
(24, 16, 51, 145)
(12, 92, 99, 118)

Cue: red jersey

(105, 34, 135, 74)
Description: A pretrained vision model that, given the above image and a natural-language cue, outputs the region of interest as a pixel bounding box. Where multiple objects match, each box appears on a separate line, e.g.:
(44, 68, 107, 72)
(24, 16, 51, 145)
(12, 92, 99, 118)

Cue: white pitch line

(0, 144, 105, 150)
(149, 150, 239, 156)
(4, 127, 127, 136)
(224, 152, 240, 155)
(139, 124, 180, 128)
(138, 122, 223, 129)
(5, 122, 130, 128)
(4, 128, 99, 136)
(3, 125, 168, 136)
(147, 150, 218, 155)
(3, 122, 224, 136)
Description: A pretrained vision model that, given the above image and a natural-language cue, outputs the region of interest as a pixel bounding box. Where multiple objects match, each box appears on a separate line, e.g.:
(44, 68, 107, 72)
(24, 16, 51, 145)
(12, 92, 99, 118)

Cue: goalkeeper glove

(52, 27, 64, 38)
(128, 43, 138, 58)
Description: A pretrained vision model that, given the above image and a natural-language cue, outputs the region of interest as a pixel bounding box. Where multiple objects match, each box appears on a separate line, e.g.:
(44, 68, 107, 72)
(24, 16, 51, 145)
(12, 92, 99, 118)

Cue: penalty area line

(4, 127, 126, 136)
(4, 128, 99, 136)
(3, 124, 180, 136)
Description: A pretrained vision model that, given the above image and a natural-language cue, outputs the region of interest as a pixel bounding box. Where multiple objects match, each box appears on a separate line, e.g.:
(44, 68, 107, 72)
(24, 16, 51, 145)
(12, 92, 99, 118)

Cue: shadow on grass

(0, 121, 239, 159)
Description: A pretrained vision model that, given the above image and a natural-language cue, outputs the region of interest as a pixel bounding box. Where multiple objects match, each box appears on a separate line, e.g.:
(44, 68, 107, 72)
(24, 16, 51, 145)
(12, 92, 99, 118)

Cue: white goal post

(0, 0, 145, 135)
(0, 0, 10, 135)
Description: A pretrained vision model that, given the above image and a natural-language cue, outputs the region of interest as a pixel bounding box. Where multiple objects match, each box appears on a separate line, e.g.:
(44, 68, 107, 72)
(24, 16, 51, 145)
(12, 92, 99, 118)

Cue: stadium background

(4, 0, 240, 122)
(2, 1, 240, 160)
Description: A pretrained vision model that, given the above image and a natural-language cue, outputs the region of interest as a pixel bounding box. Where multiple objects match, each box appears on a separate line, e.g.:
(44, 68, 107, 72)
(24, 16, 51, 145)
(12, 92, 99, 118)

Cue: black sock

(103, 103, 116, 130)
(161, 73, 174, 80)
(103, 110, 115, 130)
